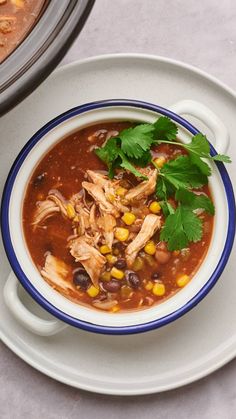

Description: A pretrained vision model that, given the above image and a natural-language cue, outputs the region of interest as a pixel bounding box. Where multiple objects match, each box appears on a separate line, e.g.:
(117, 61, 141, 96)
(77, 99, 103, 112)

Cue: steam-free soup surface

(23, 122, 214, 312)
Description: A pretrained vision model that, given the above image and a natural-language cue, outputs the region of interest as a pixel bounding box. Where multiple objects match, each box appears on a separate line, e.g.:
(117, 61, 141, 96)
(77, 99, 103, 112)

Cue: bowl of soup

(1, 99, 235, 335)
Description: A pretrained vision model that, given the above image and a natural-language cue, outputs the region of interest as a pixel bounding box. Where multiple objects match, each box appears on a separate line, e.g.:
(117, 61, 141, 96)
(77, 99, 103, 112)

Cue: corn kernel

(100, 271, 111, 282)
(152, 282, 165, 296)
(100, 245, 111, 255)
(107, 194, 115, 203)
(111, 267, 124, 280)
(116, 187, 127, 196)
(111, 304, 120, 313)
(66, 203, 76, 219)
(154, 156, 166, 168)
(106, 254, 117, 264)
(115, 227, 129, 241)
(176, 274, 190, 288)
(144, 241, 156, 255)
(145, 281, 154, 291)
(87, 285, 99, 297)
(122, 212, 136, 225)
(149, 201, 161, 214)
(132, 256, 144, 271)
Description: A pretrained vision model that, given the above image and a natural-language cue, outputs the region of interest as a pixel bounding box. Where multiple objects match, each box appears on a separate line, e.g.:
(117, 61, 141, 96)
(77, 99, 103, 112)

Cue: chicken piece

(97, 212, 116, 249)
(104, 183, 130, 213)
(125, 214, 161, 267)
(48, 190, 68, 217)
(89, 203, 98, 234)
(92, 299, 118, 310)
(125, 170, 158, 202)
(87, 170, 108, 188)
(41, 254, 73, 293)
(82, 181, 120, 217)
(70, 237, 106, 287)
(32, 199, 60, 226)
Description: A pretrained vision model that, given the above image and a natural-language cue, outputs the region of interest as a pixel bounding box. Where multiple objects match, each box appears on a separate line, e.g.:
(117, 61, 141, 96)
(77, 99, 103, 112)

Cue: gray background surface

(1, 0, 236, 418)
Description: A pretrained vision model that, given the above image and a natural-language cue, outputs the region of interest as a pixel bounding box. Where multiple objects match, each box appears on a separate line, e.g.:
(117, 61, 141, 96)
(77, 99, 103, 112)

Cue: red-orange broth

(23, 122, 214, 312)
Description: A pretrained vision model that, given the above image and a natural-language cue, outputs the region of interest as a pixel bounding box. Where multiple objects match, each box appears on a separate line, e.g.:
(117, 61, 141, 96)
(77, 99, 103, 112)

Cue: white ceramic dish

(0, 54, 236, 394)
(1, 98, 235, 335)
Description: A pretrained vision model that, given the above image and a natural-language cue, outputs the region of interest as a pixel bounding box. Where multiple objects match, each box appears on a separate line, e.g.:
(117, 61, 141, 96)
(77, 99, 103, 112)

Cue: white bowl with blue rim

(1, 99, 235, 336)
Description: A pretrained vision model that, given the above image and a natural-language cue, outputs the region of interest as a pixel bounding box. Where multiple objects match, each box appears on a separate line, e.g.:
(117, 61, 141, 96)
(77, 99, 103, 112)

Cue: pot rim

(1, 99, 235, 335)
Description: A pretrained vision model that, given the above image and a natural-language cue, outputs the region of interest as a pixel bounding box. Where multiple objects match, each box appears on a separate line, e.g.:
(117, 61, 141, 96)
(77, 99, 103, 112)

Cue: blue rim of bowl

(1, 99, 235, 335)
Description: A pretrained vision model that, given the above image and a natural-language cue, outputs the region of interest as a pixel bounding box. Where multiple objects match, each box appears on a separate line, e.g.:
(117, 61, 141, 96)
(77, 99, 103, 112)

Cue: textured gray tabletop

(1, 0, 236, 418)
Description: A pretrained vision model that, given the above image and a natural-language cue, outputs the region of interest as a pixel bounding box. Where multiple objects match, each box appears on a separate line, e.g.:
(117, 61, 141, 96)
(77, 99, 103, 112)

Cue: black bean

(102, 280, 121, 293)
(73, 269, 91, 290)
(151, 272, 160, 280)
(114, 242, 125, 252)
(114, 258, 127, 270)
(125, 271, 140, 288)
(33, 172, 46, 187)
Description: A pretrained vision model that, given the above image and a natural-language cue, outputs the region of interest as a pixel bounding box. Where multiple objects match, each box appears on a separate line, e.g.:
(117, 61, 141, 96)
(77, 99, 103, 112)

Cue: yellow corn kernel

(177, 274, 190, 288)
(87, 285, 99, 298)
(115, 227, 129, 241)
(154, 156, 166, 168)
(100, 245, 111, 255)
(122, 212, 136, 225)
(144, 241, 156, 255)
(111, 304, 120, 313)
(110, 267, 124, 280)
(107, 193, 115, 203)
(145, 281, 154, 291)
(116, 187, 127, 196)
(106, 254, 117, 264)
(66, 203, 76, 219)
(149, 201, 161, 214)
(132, 256, 144, 271)
(152, 282, 166, 296)
(100, 271, 111, 282)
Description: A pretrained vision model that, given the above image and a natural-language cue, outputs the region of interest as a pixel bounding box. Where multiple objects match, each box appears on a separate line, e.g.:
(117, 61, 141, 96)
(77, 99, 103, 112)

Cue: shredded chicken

(82, 181, 120, 217)
(32, 199, 60, 226)
(92, 299, 118, 310)
(125, 170, 158, 202)
(125, 214, 161, 267)
(97, 212, 116, 249)
(87, 170, 108, 188)
(70, 237, 106, 287)
(41, 254, 73, 293)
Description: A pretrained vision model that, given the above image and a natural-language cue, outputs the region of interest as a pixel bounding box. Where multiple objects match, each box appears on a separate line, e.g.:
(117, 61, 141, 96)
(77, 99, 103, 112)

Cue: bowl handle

(4, 272, 67, 336)
(170, 99, 230, 154)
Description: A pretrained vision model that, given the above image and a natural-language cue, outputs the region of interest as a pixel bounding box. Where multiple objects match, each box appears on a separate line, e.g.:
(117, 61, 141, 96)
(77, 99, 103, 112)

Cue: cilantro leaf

(154, 116, 178, 141)
(95, 138, 120, 178)
(160, 205, 203, 251)
(189, 153, 211, 176)
(184, 133, 210, 156)
(120, 124, 155, 159)
(130, 151, 152, 168)
(160, 155, 208, 189)
(118, 151, 147, 179)
(175, 189, 215, 215)
(156, 177, 175, 200)
(211, 154, 232, 163)
(159, 201, 175, 217)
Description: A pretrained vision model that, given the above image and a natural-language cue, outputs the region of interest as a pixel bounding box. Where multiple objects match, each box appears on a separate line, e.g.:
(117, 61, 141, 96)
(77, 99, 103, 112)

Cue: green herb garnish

(95, 116, 231, 250)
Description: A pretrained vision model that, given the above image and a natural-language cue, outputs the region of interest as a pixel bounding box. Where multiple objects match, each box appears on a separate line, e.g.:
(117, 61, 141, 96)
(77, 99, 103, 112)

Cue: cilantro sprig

(94, 116, 231, 251)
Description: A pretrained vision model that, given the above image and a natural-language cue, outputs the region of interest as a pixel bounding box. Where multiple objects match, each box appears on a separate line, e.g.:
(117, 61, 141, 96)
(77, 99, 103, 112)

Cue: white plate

(0, 54, 236, 395)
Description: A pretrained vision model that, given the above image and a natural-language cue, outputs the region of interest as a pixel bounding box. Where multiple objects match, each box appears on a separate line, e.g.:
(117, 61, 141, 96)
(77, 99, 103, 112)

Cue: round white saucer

(0, 54, 236, 395)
